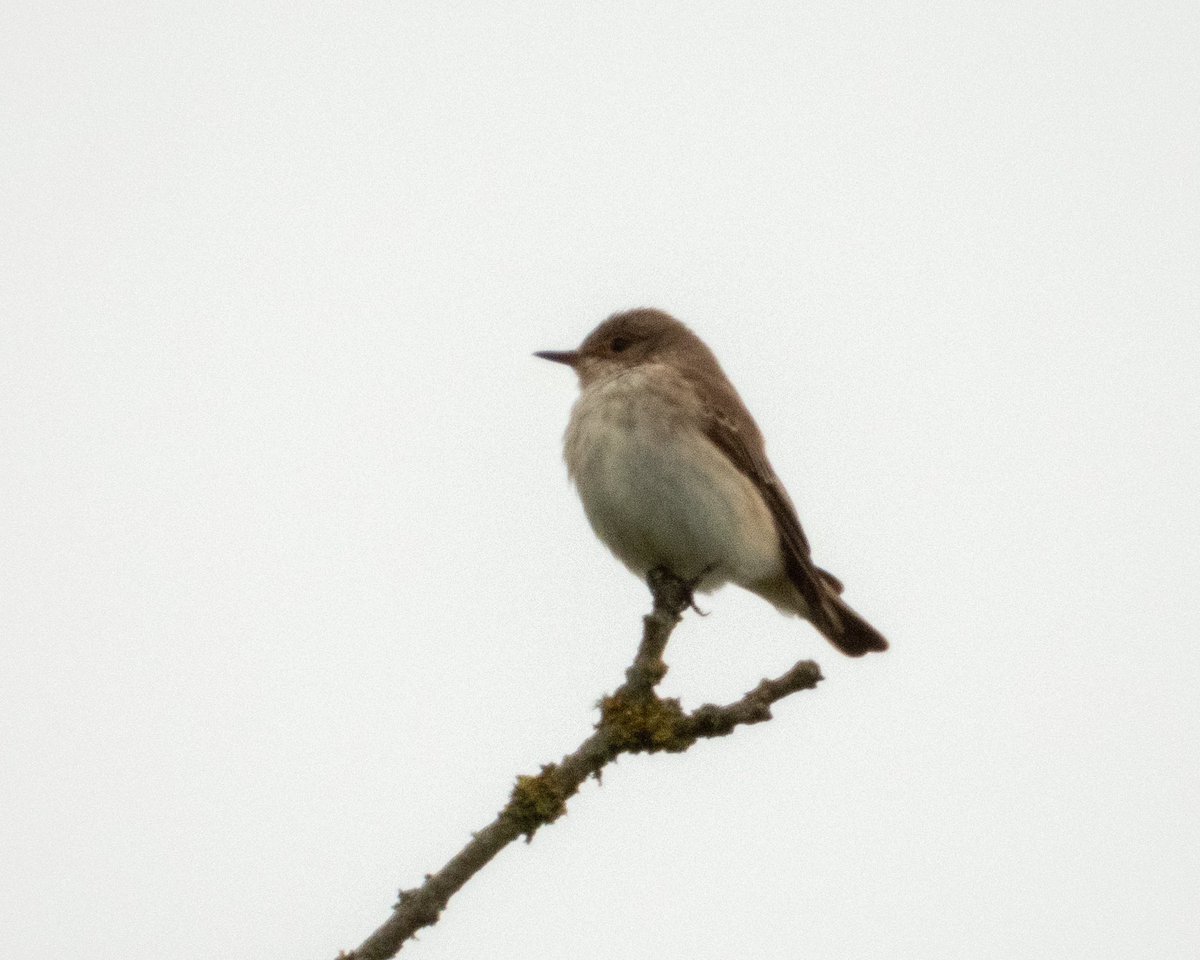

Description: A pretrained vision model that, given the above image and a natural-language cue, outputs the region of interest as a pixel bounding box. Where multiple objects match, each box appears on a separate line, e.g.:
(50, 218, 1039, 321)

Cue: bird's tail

(751, 571, 889, 657)
(813, 587, 889, 657)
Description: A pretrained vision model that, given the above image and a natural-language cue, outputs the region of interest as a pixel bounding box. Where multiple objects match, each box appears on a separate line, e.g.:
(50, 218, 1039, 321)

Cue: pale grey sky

(2, 2, 1198, 959)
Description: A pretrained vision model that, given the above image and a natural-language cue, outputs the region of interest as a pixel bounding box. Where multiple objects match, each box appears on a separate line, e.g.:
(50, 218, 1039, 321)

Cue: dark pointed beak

(533, 350, 580, 368)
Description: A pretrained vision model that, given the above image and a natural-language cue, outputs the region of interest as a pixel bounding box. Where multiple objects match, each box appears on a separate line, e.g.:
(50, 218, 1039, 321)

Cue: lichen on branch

(336, 572, 822, 960)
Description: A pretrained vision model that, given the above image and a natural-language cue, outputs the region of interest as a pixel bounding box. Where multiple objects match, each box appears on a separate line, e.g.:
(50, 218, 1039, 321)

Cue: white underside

(564, 365, 785, 594)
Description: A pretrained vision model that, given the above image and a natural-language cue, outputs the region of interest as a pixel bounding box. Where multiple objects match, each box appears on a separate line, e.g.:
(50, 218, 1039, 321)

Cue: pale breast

(563, 366, 782, 590)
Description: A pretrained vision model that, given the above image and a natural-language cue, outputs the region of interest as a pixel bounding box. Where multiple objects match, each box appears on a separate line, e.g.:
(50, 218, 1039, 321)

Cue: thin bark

(336, 572, 822, 959)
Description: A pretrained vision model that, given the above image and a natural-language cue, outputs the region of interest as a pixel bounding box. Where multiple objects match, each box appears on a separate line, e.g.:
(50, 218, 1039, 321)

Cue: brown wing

(702, 406, 834, 623)
(817, 567, 845, 594)
(680, 352, 886, 656)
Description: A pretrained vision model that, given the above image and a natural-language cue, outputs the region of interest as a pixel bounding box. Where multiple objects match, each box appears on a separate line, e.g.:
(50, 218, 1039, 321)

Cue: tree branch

(336, 574, 823, 959)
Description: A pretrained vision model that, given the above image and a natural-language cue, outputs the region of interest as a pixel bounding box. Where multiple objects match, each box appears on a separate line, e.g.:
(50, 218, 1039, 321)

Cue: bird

(535, 307, 887, 657)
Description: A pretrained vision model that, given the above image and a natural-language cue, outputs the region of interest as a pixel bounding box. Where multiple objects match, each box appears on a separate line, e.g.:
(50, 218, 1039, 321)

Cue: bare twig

(336, 574, 823, 959)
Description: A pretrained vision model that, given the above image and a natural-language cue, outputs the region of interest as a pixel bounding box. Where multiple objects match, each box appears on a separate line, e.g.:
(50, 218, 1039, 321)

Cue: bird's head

(535, 308, 712, 387)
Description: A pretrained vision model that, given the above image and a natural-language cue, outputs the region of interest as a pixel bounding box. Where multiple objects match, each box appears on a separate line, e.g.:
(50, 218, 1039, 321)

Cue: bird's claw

(647, 564, 716, 617)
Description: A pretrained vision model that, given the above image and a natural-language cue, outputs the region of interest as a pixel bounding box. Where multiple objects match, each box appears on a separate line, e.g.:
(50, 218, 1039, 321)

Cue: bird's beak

(533, 350, 580, 368)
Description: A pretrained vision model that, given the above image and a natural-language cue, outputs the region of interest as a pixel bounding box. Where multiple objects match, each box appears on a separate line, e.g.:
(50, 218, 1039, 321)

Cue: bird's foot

(646, 565, 715, 617)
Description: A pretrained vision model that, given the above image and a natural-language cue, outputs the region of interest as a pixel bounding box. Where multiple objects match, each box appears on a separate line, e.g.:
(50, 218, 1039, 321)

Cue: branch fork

(337, 573, 823, 959)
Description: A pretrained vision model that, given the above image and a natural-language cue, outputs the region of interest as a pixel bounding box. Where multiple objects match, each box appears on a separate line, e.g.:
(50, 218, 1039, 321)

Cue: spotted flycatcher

(536, 307, 887, 657)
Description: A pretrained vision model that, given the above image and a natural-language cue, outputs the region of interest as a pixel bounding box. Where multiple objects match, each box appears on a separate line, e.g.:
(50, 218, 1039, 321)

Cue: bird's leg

(646, 565, 715, 617)
(646, 566, 690, 617)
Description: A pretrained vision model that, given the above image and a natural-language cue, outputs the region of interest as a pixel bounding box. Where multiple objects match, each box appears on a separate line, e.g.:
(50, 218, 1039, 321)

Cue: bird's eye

(610, 337, 631, 353)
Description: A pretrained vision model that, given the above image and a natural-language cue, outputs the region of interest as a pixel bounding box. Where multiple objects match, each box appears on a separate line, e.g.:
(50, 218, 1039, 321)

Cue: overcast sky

(3, 2, 1198, 958)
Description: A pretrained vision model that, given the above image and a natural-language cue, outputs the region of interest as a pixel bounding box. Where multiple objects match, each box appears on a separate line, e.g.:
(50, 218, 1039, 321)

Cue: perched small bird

(536, 308, 887, 657)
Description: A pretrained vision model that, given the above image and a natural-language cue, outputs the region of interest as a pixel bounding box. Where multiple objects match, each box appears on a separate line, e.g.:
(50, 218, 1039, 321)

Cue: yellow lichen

(503, 764, 573, 836)
(598, 692, 696, 754)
